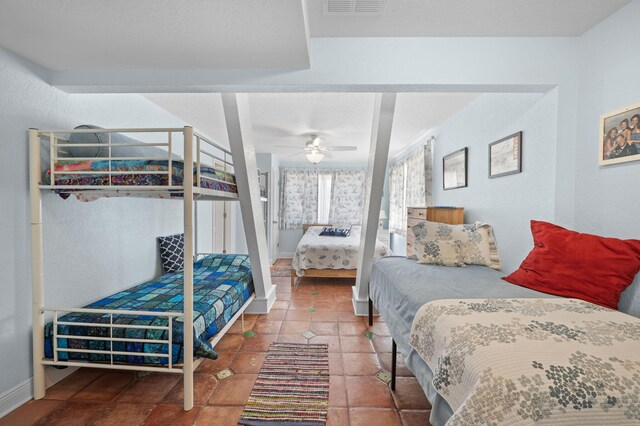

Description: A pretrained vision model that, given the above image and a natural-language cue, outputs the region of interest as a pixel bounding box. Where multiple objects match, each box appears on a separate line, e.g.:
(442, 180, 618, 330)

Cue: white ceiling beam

(353, 92, 396, 315)
(221, 93, 276, 314)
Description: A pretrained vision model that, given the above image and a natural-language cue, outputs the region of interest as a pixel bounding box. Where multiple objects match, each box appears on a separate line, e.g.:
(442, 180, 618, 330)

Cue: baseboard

(245, 285, 277, 314)
(277, 252, 294, 259)
(0, 366, 78, 419)
(0, 379, 32, 419)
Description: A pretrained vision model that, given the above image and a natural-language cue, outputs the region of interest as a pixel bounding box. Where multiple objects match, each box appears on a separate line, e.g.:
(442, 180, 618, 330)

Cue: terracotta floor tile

(117, 373, 181, 404)
(342, 353, 381, 376)
(89, 402, 155, 425)
(257, 309, 286, 321)
(378, 352, 414, 377)
(274, 258, 292, 266)
(345, 377, 395, 408)
(196, 405, 244, 425)
(284, 309, 312, 321)
(275, 334, 309, 344)
(327, 407, 349, 426)
(272, 300, 290, 310)
(349, 408, 402, 426)
(276, 292, 292, 301)
(337, 311, 361, 322)
(142, 405, 202, 425)
(308, 335, 341, 352)
(311, 310, 339, 322)
(230, 352, 267, 374)
(0, 400, 64, 425)
(328, 376, 348, 407)
(311, 301, 338, 312)
(208, 374, 257, 406)
(391, 377, 431, 410)
(368, 322, 391, 336)
(70, 372, 135, 402)
(310, 321, 339, 335)
(44, 368, 105, 401)
(215, 333, 246, 352)
(34, 402, 106, 426)
(328, 353, 344, 375)
(280, 320, 311, 335)
(371, 336, 393, 353)
(399, 409, 433, 426)
(339, 335, 375, 353)
(227, 317, 257, 334)
(163, 374, 219, 406)
(339, 321, 368, 336)
(252, 320, 282, 335)
(288, 299, 314, 310)
(241, 334, 278, 352)
(196, 351, 237, 374)
(336, 301, 355, 312)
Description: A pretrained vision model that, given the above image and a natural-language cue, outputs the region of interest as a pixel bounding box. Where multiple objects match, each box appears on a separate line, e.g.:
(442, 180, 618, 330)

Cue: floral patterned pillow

(416, 240, 466, 267)
(411, 221, 502, 270)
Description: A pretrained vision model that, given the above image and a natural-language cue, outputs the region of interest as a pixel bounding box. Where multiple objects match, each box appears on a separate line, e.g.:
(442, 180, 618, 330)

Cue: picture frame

(443, 147, 467, 190)
(488, 131, 522, 178)
(599, 102, 640, 166)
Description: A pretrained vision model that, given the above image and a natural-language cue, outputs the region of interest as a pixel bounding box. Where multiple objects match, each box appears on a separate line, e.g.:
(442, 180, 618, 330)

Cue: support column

(182, 126, 194, 411)
(29, 128, 46, 399)
(221, 94, 275, 314)
(353, 93, 397, 316)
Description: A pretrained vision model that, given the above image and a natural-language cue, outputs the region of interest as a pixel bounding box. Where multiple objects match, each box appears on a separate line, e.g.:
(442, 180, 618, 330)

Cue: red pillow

(503, 220, 640, 309)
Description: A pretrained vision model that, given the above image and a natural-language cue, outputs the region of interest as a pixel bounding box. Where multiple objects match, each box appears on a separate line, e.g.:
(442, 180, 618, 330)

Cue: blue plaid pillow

(158, 233, 184, 273)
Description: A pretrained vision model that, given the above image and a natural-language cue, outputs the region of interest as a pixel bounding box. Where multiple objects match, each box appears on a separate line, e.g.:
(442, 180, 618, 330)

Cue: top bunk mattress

(44, 254, 254, 365)
(292, 225, 392, 276)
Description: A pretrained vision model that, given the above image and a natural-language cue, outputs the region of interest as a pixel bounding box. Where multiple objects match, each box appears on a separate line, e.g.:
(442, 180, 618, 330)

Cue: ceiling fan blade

(323, 146, 358, 151)
(274, 145, 304, 149)
(287, 151, 306, 158)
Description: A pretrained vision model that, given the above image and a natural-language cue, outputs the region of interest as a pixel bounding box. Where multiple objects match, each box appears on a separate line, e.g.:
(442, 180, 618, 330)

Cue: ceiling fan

(275, 135, 357, 164)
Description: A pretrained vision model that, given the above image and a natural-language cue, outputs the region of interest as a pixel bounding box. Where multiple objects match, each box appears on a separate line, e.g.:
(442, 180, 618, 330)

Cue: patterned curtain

(388, 139, 434, 236)
(388, 161, 406, 235)
(328, 169, 366, 228)
(280, 168, 319, 229)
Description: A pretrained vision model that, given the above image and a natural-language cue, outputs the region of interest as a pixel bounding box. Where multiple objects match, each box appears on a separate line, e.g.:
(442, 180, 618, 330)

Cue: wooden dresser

(406, 207, 464, 257)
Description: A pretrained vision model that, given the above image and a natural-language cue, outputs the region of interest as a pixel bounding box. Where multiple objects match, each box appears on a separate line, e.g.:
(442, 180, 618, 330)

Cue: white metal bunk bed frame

(29, 126, 251, 411)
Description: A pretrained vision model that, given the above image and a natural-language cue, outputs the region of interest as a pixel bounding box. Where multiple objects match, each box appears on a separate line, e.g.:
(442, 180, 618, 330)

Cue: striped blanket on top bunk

(44, 254, 254, 365)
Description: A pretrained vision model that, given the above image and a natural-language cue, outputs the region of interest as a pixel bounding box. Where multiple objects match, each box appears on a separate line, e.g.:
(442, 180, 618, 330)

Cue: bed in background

(290, 224, 392, 286)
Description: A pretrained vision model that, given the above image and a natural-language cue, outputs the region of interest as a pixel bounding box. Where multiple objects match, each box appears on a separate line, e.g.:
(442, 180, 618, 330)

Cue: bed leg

(241, 312, 245, 332)
(290, 269, 295, 288)
(391, 339, 397, 391)
(368, 297, 373, 326)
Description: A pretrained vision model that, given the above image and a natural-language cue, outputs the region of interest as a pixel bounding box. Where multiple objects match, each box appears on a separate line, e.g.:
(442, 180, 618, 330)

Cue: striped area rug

(239, 343, 329, 426)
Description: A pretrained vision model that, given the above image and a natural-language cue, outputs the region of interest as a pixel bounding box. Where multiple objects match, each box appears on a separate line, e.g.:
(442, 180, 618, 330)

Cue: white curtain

(328, 169, 366, 228)
(280, 168, 319, 229)
(388, 140, 433, 235)
(317, 172, 332, 224)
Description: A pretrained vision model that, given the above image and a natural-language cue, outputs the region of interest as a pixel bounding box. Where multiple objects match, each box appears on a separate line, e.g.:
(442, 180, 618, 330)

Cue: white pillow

(411, 221, 502, 270)
(416, 240, 466, 267)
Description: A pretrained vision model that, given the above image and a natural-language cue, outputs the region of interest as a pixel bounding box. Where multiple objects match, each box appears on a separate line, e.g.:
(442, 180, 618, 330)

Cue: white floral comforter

(410, 298, 640, 425)
(292, 226, 392, 276)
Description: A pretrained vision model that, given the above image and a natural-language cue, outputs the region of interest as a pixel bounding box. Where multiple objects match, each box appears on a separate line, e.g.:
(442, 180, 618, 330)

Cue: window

(317, 173, 332, 224)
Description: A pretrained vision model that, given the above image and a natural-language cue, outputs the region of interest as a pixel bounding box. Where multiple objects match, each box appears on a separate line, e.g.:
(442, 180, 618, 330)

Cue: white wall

(431, 91, 559, 273)
(0, 48, 190, 397)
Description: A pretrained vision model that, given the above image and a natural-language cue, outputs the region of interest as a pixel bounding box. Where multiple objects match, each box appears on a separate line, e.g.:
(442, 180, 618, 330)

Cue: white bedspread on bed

(292, 226, 392, 276)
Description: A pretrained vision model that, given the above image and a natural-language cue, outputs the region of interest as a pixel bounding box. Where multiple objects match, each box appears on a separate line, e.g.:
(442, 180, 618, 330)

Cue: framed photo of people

(599, 102, 640, 166)
(443, 147, 467, 190)
(489, 131, 522, 178)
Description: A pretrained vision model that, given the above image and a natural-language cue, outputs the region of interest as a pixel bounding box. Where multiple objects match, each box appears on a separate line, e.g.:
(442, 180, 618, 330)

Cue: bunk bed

(29, 126, 249, 412)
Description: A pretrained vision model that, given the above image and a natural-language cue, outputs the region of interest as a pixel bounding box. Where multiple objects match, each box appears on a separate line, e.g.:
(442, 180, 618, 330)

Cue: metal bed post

(29, 128, 46, 399)
(183, 126, 195, 411)
(391, 339, 397, 391)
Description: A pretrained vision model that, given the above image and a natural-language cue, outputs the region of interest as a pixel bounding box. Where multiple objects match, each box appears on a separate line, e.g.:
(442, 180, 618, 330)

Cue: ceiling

(0, 0, 309, 70)
(308, 0, 631, 37)
(0, 1, 630, 72)
(144, 92, 479, 163)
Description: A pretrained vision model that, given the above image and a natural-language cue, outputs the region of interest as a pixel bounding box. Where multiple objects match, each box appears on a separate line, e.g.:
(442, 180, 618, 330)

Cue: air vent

(323, 0, 386, 16)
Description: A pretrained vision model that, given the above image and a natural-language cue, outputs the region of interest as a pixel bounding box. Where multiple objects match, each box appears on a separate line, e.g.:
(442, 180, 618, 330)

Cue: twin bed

(290, 224, 391, 286)
(370, 248, 640, 425)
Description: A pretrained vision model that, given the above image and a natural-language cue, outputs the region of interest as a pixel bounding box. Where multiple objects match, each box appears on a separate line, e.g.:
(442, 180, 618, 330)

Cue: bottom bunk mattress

(369, 256, 555, 426)
(44, 253, 254, 365)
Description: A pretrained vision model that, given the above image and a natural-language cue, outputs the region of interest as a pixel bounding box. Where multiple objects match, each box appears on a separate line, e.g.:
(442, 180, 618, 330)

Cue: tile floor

(1, 259, 431, 426)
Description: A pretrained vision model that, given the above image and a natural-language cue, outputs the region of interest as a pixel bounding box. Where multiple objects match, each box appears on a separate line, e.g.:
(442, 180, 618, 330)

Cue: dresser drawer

(407, 207, 427, 220)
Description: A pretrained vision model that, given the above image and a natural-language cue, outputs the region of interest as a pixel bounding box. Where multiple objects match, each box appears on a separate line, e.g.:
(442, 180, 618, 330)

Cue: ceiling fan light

(306, 152, 325, 164)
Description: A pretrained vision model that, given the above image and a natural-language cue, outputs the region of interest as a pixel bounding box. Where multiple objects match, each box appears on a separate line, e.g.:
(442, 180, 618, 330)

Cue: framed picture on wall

(489, 131, 522, 178)
(443, 147, 467, 190)
(599, 102, 640, 166)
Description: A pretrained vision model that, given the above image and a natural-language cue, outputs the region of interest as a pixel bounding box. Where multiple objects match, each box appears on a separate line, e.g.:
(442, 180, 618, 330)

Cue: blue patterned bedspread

(44, 254, 253, 365)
